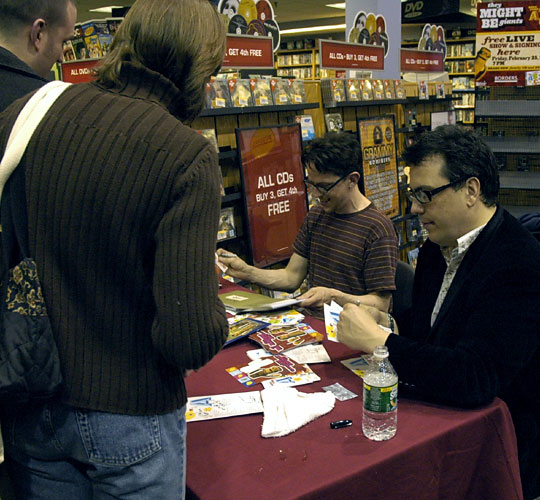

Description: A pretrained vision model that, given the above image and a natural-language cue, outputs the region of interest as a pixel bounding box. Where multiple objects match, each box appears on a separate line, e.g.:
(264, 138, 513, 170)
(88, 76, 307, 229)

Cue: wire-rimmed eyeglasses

(304, 173, 349, 195)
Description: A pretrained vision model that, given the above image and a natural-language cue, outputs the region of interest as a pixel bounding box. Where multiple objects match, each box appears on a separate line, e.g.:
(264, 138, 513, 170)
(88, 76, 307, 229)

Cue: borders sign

(476, 1, 540, 86)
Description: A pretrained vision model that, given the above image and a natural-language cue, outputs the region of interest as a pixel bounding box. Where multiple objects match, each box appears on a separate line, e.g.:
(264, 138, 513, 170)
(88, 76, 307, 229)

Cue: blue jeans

(2, 401, 186, 499)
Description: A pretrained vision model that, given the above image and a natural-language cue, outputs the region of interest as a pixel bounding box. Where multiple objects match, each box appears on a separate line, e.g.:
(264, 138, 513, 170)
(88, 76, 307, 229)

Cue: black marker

(330, 419, 352, 429)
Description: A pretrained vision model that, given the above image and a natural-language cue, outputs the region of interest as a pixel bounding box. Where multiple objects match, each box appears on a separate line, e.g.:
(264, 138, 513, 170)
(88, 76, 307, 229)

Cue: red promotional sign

(60, 59, 100, 83)
(476, 1, 540, 87)
(236, 125, 307, 268)
(319, 39, 385, 70)
(400, 48, 444, 72)
(222, 34, 274, 69)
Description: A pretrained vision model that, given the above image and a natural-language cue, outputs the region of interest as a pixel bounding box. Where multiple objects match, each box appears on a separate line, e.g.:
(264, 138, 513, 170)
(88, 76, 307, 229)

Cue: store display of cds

(204, 77, 308, 110)
(321, 78, 410, 105)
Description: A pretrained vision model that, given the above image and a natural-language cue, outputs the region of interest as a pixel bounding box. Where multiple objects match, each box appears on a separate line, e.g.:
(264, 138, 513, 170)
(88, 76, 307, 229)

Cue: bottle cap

(372, 345, 389, 359)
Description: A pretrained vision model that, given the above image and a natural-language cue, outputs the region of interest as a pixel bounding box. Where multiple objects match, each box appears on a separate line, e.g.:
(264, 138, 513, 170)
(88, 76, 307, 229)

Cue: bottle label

(363, 382, 398, 413)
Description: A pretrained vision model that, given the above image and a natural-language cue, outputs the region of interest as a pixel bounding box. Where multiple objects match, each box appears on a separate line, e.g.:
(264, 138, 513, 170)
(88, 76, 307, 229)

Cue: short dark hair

(402, 125, 499, 206)
(0, 0, 75, 34)
(95, 0, 225, 122)
(302, 132, 363, 185)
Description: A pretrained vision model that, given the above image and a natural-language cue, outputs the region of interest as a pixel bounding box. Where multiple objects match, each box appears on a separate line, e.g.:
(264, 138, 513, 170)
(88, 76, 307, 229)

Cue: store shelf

(475, 100, 540, 118)
(499, 171, 540, 190)
(324, 96, 452, 109)
(218, 150, 237, 160)
(222, 192, 242, 203)
(452, 89, 475, 93)
(200, 102, 319, 117)
(278, 63, 312, 68)
(482, 137, 540, 155)
(503, 205, 539, 218)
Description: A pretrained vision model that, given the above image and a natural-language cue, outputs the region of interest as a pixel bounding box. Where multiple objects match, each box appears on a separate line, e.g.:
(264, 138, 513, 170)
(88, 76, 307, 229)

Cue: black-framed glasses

(406, 178, 468, 205)
(304, 173, 349, 195)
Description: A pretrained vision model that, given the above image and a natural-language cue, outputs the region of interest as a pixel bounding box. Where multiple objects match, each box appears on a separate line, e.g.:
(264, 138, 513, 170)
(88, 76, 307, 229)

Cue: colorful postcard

(226, 354, 317, 387)
(249, 323, 323, 355)
(225, 318, 269, 346)
(185, 391, 263, 422)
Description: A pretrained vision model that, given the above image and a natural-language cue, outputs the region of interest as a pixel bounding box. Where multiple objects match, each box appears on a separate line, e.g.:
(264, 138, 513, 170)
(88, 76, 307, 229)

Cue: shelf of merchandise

(475, 100, 540, 117)
(401, 37, 476, 123)
(475, 88, 540, 219)
(275, 48, 319, 80)
(193, 96, 322, 263)
(200, 102, 319, 117)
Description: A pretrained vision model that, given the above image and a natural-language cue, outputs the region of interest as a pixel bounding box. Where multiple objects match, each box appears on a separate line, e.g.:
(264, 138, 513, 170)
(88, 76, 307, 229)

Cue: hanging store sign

(222, 34, 274, 69)
(218, 0, 281, 52)
(400, 48, 445, 72)
(357, 115, 401, 219)
(402, 0, 477, 22)
(60, 59, 100, 83)
(475, 1, 540, 86)
(319, 40, 385, 70)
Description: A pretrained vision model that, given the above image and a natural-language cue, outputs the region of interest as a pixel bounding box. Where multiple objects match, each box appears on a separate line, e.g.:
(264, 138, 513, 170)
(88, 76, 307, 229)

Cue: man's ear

(465, 177, 482, 206)
(349, 171, 361, 187)
(30, 18, 47, 50)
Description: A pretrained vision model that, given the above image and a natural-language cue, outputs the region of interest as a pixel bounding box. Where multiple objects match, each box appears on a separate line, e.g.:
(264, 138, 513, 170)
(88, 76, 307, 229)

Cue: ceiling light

(89, 5, 124, 13)
(326, 2, 346, 9)
(280, 23, 346, 35)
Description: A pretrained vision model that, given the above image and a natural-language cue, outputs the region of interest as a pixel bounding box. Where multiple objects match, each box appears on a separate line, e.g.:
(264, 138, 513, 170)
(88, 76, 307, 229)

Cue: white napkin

(260, 386, 336, 438)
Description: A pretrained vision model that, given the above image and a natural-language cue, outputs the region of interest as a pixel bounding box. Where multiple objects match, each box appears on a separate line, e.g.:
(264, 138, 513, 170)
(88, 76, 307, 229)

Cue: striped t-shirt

(293, 203, 398, 295)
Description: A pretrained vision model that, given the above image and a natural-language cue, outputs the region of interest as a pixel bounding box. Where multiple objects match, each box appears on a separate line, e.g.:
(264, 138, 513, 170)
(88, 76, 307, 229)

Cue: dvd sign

(403, 1, 424, 18)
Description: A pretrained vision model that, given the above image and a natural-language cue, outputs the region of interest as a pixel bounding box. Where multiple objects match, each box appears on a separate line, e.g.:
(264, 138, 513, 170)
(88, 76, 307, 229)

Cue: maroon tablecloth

(186, 287, 523, 500)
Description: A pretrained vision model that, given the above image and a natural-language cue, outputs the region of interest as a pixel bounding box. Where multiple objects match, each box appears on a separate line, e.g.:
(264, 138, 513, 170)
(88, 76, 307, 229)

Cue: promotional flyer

(357, 116, 401, 218)
(237, 124, 308, 267)
(475, 1, 540, 86)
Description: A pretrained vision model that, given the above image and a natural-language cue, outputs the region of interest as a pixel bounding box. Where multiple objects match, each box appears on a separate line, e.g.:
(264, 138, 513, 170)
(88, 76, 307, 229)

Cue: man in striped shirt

(218, 132, 398, 316)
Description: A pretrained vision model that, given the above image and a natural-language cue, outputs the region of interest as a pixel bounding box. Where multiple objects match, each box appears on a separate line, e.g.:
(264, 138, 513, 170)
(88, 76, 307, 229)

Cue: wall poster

(236, 124, 308, 267)
(357, 115, 401, 218)
(476, 1, 540, 86)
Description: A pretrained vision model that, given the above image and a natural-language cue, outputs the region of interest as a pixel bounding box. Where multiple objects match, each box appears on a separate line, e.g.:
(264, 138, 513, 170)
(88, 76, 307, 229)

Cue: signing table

(185, 289, 523, 500)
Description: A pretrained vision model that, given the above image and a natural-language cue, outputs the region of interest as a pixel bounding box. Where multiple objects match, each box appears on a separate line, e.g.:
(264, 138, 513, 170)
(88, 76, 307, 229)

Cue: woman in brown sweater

(0, 1, 228, 498)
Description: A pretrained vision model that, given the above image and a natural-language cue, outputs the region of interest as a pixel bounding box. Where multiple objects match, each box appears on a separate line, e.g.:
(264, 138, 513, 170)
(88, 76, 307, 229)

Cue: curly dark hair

(301, 132, 363, 186)
(402, 125, 499, 206)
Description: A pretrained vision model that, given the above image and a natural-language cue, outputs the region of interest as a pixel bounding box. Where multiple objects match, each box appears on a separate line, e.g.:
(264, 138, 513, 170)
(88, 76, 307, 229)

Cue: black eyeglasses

(406, 178, 468, 205)
(304, 173, 349, 195)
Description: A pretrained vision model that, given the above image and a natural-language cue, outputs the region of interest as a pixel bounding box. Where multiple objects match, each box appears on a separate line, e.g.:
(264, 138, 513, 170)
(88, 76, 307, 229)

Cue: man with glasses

(218, 132, 398, 316)
(337, 125, 540, 500)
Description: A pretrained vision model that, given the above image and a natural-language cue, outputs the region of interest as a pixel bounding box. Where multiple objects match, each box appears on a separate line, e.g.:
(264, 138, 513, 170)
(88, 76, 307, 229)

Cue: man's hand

(216, 249, 252, 281)
(298, 286, 335, 308)
(337, 303, 391, 353)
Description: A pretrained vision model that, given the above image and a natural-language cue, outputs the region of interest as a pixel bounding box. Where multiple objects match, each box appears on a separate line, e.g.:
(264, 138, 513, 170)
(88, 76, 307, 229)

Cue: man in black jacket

(338, 125, 540, 500)
(0, 0, 77, 112)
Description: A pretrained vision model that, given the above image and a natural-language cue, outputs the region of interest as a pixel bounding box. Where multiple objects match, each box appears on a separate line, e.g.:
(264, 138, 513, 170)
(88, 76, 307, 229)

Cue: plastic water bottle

(362, 345, 398, 441)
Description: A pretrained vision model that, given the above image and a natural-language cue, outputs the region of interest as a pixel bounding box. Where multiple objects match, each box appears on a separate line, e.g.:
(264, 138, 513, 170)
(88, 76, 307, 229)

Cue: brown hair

(95, 0, 226, 121)
(0, 0, 76, 34)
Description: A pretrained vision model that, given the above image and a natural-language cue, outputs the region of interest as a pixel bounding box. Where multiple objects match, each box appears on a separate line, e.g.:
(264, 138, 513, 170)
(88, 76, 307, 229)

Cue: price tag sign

(319, 39, 384, 70)
(223, 35, 274, 69)
(400, 49, 444, 72)
(60, 59, 100, 83)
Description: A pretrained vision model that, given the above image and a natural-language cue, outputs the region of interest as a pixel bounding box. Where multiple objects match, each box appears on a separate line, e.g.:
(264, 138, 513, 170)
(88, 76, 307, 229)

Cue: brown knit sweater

(0, 63, 229, 415)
